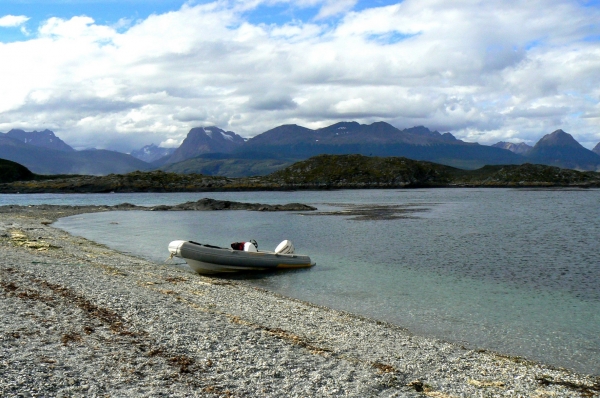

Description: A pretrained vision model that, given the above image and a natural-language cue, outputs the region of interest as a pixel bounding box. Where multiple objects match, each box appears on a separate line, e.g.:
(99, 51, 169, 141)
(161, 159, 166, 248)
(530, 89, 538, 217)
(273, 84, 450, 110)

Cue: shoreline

(2, 184, 600, 195)
(1, 206, 599, 397)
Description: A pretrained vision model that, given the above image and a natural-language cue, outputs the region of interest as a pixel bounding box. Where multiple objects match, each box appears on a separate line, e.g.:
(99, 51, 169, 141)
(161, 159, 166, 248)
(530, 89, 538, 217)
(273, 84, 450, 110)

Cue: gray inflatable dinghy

(168, 239, 315, 274)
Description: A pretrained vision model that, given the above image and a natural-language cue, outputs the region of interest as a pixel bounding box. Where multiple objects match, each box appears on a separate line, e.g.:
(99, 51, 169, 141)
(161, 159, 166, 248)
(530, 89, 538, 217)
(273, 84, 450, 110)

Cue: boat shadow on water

(167, 260, 322, 280)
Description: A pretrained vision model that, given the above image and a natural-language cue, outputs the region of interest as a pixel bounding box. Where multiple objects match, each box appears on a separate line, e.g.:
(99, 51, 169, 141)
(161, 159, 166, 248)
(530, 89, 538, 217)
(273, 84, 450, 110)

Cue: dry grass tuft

(61, 332, 82, 346)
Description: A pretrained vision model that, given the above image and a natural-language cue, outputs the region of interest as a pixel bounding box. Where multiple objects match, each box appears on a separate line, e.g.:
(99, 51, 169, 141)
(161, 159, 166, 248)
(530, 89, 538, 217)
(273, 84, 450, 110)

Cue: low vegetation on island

(1, 154, 600, 193)
(0, 159, 34, 184)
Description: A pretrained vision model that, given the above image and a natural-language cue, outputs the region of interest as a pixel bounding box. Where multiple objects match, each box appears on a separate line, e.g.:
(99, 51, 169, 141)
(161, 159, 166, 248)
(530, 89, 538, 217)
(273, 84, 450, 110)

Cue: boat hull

(169, 240, 315, 274)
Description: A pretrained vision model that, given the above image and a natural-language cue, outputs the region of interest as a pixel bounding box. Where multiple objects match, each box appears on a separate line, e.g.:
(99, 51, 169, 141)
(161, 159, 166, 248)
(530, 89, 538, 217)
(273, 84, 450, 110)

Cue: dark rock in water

(0, 198, 317, 216)
(149, 205, 172, 211)
(112, 203, 143, 209)
(149, 198, 316, 212)
(258, 203, 316, 211)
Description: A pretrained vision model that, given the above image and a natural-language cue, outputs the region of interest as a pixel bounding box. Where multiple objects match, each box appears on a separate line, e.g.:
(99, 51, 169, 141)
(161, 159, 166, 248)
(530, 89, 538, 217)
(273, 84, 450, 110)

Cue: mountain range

(491, 141, 532, 155)
(153, 126, 245, 166)
(158, 122, 600, 174)
(130, 144, 175, 163)
(0, 129, 151, 175)
(1, 123, 599, 176)
(526, 129, 600, 171)
(6, 129, 75, 152)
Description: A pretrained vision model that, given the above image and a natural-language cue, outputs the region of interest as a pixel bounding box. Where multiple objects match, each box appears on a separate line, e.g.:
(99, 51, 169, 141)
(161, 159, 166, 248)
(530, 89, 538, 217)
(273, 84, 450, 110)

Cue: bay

(22, 188, 600, 375)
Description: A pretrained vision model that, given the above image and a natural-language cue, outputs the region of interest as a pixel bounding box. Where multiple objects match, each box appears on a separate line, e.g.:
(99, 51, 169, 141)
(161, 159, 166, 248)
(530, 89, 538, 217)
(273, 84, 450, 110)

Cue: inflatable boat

(168, 239, 315, 274)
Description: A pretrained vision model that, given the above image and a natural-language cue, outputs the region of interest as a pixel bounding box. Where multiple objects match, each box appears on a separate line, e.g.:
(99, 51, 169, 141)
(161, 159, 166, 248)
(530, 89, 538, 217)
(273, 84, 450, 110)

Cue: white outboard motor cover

(274, 240, 294, 254)
(168, 240, 186, 257)
(244, 242, 258, 252)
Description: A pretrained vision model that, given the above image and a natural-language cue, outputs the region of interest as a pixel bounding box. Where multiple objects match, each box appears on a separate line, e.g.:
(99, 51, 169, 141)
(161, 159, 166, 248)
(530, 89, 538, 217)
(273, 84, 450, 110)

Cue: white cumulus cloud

(0, 15, 29, 28)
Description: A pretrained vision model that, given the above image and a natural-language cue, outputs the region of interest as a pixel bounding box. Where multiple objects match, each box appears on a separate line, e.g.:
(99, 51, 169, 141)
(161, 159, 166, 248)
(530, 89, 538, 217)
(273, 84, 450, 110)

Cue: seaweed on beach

(536, 375, 600, 397)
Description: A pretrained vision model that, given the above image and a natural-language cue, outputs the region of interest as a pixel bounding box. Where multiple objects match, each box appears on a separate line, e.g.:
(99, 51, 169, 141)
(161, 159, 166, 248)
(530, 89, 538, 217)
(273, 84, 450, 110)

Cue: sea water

(17, 188, 600, 375)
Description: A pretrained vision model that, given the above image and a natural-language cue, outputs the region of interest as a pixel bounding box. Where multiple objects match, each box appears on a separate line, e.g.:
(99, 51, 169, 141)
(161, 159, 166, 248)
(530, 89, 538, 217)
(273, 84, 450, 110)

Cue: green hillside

(161, 157, 294, 177)
(0, 158, 34, 183)
(264, 154, 455, 187)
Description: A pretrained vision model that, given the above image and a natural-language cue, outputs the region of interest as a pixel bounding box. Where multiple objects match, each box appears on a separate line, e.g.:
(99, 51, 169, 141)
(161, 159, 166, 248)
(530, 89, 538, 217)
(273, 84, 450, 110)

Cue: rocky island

(1, 154, 600, 193)
(0, 198, 317, 217)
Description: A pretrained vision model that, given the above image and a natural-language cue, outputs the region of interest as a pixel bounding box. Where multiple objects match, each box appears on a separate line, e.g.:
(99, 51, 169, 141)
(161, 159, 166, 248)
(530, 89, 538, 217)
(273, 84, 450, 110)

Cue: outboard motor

(274, 240, 294, 254)
(244, 241, 258, 252)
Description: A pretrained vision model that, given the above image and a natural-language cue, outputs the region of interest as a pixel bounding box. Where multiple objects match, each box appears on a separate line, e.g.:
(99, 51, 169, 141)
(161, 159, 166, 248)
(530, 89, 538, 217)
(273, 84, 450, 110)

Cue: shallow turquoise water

(39, 188, 600, 375)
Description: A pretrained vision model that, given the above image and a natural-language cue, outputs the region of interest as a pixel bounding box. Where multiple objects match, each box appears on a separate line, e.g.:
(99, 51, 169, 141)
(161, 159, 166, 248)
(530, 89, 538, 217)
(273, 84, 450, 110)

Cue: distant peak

(441, 132, 457, 141)
(320, 121, 361, 131)
(535, 129, 583, 149)
(8, 128, 55, 136)
(4, 128, 74, 152)
(371, 121, 394, 126)
(492, 141, 532, 154)
(332, 121, 359, 126)
(188, 126, 220, 138)
(547, 129, 570, 138)
(404, 126, 434, 134)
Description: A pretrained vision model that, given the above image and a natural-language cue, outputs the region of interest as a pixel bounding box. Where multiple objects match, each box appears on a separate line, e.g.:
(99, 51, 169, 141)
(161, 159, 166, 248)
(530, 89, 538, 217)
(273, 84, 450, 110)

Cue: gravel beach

(1, 205, 599, 397)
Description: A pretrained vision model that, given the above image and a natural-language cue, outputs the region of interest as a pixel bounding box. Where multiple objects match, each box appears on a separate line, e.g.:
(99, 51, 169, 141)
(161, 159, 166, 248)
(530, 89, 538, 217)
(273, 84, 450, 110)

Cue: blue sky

(1, 0, 600, 151)
(1, 0, 402, 41)
(1, 1, 185, 41)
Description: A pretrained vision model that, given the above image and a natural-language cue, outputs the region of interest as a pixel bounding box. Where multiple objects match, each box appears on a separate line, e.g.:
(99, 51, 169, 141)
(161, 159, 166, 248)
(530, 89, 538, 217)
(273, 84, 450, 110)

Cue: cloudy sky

(1, 0, 600, 152)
